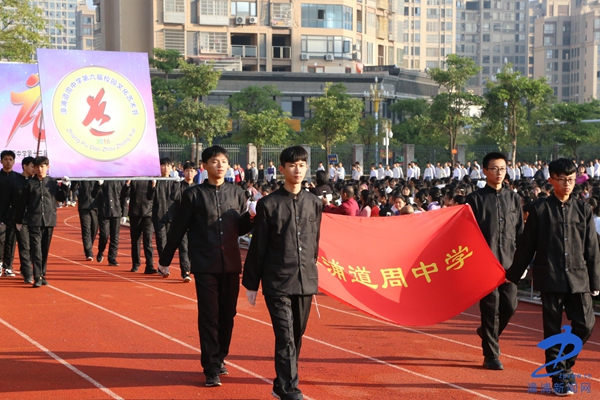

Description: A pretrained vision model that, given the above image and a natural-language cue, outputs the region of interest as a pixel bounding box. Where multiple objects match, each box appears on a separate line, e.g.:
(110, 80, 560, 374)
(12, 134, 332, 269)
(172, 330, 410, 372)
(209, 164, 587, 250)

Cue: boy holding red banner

(506, 158, 600, 396)
(243, 146, 322, 400)
(466, 152, 524, 371)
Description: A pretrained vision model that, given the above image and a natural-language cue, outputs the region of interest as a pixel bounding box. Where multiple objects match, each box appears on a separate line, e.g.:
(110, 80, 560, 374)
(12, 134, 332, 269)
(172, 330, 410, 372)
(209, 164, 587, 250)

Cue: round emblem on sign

(52, 66, 146, 161)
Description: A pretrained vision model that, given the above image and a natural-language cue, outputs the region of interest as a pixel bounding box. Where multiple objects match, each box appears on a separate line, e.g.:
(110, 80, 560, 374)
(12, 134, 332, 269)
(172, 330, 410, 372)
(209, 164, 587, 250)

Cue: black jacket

(466, 185, 524, 269)
(72, 181, 99, 211)
(151, 179, 179, 222)
(0, 170, 19, 223)
(122, 180, 153, 218)
(92, 181, 127, 219)
(243, 187, 322, 296)
(15, 176, 68, 227)
(3, 173, 29, 225)
(159, 182, 252, 274)
(507, 195, 600, 293)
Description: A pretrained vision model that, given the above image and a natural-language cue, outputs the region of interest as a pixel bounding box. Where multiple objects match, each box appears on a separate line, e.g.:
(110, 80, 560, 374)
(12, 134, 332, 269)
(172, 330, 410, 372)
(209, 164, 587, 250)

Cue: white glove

(521, 269, 529, 280)
(16, 224, 22, 231)
(246, 290, 257, 306)
(248, 201, 257, 217)
(63, 176, 71, 186)
(593, 291, 599, 296)
(98, 180, 104, 185)
(120, 217, 127, 225)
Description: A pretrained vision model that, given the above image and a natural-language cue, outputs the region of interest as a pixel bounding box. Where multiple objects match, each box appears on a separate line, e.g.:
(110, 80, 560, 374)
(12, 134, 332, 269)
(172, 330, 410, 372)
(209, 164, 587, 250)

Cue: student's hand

(593, 290, 599, 296)
(520, 269, 528, 280)
(16, 224, 22, 232)
(98, 180, 104, 185)
(246, 290, 257, 306)
(321, 196, 329, 206)
(152, 179, 157, 188)
(126, 180, 131, 186)
(63, 176, 71, 186)
(120, 217, 127, 225)
(248, 201, 257, 217)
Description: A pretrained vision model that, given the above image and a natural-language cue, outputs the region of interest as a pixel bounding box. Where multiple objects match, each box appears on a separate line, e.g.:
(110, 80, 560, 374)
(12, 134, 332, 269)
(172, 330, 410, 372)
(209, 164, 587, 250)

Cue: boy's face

(35, 163, 49, 179)
(205, 153, 228, 181)
(279, 160, 307, 185)
(184, 167, 197, 181)
(23, 162, 35, 177)
(160, 163, 171, 177)
(394, 197, 405, 210)
(550, 173, 576, 198)
(2, 155, 14, 171)
(483, 158, 507, 186)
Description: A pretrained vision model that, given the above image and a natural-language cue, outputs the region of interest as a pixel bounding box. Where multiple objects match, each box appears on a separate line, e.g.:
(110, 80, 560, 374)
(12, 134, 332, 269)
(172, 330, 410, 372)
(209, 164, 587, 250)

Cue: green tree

(166, 97, 229, 146)
(551, 99, 600, 159)
(426, 54, 483, 163)
(303, 82, 363, 157)
(482, 64, 553, 163)
(235, 109, 292, 164)
(388, 98, 444, 145)
(227, 85, 282, 115)
(0, 0, 49, 62)
(149, 48, 183, 81)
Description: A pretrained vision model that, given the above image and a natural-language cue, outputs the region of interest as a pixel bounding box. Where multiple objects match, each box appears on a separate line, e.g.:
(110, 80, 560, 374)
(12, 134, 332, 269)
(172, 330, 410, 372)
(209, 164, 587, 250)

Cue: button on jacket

(92, 181, 127, 218)
(466, 185, 524, 269)
(507, 196, 600, 293)
(14, 176, 68, 227)
(72, 181, 100, 211)
(243, 188, 322, 296)
(160, 182, 252, 274)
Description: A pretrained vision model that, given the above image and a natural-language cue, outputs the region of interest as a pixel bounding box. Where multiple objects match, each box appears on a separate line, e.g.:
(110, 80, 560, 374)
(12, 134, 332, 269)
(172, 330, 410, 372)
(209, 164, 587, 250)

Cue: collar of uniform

(204, 182, 225, 190)
(550, 194, 572, 206)
(483, 184, 504, 194)
(280, 186, 303, 199)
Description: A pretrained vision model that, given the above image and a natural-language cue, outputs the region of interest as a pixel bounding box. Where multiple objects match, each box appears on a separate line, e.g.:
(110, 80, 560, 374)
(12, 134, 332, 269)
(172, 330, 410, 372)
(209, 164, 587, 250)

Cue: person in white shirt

(377, 163, 385, 180)
(384, 164, 393, 178)
(522, 162, 533, 179)
(266, 160, 276, 182)
(317, 162, 325, 171)
(413, 162, 421, 179)
(225, 166, 235, 183)
(586, 161, 595, 178)
(461, 164, 468, 179)
(507, 163, 515, 180)
(423, 162, 434, 180)
(514, 163, 521, 180)
(470, 164, 481, 179)
(444, 162, 451, 178)
(392, 162, 401, 179)
(594, 159, 600, 178)
(337, 162, 346, 181)
(354, 162, 363, 179)
(351, 165, 360, 181)
(369, 164, 378, 179)
(453, 162, 462, 180)
(406, 163, 414, 180)
(329, 163, 337, 181)
(434, 162, 446, 179)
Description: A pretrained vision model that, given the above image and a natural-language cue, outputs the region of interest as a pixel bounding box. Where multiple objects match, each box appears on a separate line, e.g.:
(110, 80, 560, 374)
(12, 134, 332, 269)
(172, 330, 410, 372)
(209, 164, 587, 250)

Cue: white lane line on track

(0, 317, 124, 400)
(48, 253, 497, 399)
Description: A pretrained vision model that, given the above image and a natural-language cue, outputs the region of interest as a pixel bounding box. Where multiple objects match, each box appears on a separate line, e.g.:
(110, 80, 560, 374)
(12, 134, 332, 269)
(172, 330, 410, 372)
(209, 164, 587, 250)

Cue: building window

(83, 27, 92, 35)
(301, 4, 353, 30)
(300, 35, 354, 59)
(164, 30, 185, 53)
(231, 2, 257, 17)
(86, 39, 93, 47)
(543, 23, 555, 34)
(367, 12, 376, 34)
(200, 0, 228, 17)
(200, 31, 228, 53)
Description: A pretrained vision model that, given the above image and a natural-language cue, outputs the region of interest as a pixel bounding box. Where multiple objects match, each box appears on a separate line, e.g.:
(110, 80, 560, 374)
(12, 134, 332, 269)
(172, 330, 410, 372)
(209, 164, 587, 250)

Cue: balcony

(357, 22, 363, 33)
(272, 46, 291, 59)
(232, 45, 257, 58)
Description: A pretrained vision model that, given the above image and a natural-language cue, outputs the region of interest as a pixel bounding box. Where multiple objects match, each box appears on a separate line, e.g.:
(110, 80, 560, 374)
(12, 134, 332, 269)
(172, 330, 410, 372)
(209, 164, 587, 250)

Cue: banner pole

(36, 113, 44, 157)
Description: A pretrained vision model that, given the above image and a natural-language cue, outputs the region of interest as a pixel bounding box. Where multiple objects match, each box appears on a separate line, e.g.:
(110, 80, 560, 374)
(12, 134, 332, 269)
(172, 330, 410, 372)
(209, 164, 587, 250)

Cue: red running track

(0, 207, 598, 399)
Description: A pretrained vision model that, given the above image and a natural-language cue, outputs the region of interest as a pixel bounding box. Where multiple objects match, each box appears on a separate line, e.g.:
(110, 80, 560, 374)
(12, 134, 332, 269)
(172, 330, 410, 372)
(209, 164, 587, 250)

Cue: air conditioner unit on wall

(388, 33, 394, 41)
(248, 16, 257, 24)
(325, 54, 334, 61)
(235, 16, 245, 25)
(300, 53, 310, 60)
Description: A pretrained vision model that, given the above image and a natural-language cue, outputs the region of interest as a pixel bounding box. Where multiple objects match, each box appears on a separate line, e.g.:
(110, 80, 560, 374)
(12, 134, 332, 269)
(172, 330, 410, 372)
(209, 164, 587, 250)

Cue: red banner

(317, 205, 506, 326)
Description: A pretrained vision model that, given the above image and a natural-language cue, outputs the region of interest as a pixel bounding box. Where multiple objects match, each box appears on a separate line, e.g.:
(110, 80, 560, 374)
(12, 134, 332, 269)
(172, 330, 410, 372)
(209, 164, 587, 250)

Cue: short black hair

(482, 152, 507, 169)
(202, 145, 228, 163)
(1, 150, 16, 160)
(549, 158, 577, 177)
(160, 157, 171, 166)
(279, 146, 308, 166)
(34, 156, 49, 166)
(183, 161, 196, 170)
(22, 156, 35, 167)
(341, 185, 354, 197)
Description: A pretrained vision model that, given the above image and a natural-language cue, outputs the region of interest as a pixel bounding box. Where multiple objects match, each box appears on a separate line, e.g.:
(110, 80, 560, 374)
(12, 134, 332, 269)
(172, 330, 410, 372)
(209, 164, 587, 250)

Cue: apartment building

(76, 2, 95, 50)
(32, 0, 82, 50)
(91, 0, 405, 73)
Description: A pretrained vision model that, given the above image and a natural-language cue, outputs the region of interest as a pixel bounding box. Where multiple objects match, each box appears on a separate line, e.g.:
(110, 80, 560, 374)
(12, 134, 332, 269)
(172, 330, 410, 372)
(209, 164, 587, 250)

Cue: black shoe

(144, 267, 158, 274)
(205, 374, 221, 387)
(33, 277, 43, 288)
(86, 256, 93, 261)
(476, 326, 483, 339)
(130, 265, 139, 272)
(219, 362, 229, 375)
(24, 276, 33, 284)
(482, 357, 504, 370)
(553, 381, 574, 396)
(41, 277, 48, 286)
(108, 261, 119, 266)
(96, 253, 104, 263)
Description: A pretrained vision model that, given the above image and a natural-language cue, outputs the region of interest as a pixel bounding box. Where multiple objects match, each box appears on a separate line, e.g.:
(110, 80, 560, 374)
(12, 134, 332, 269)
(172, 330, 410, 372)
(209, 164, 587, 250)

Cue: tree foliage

(235, 109, 293, 164)
(149, 48, 183, 81)
(302, 83, 363, 156)
(0, 0, 49, 62)
(551, 100, 600, 159)
(227, 85, 282, 116)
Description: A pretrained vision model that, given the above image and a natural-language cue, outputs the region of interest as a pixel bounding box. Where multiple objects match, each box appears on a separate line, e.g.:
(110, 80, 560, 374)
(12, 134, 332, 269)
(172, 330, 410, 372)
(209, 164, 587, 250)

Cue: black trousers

(129, 216, 153, 268)
(79, 209, 99, 258)
(265, 294, 312, 400)
(179, 233, 190, 276)
(98, 217, 120, 263)
(3, 223, 31, 277)
(193, 272, 239, 376)
(29, 226, 53, 278)
(541, 292, 595, 380)
(153, 220, 170, 257)
(0, 222, 5, 266)
(479, 281, 518, 359)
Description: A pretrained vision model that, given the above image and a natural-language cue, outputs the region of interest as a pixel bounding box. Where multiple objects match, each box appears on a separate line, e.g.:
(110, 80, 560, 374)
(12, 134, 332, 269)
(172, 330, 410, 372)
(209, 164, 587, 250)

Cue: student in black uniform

(0, 150, 18, 276)
(466, 152, 524, 371)
(2, 156, 34, 282)
(123, 179, 156, 274)
(94, 179, 127, 266)
(14, 156, 69, 287)
(72, 180, 100, 261)
(507, 158, 600, 396)
(151, 157, 179, 267)
(243, 146, 322, 400)
(159, 146, 253, 387)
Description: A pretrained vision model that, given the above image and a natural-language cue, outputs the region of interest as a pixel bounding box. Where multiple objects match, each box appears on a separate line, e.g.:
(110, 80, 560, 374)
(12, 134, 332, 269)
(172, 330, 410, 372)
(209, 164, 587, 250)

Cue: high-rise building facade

(76, 2, 95, 50)
(32, 0, 81, 50)
(92, 0, 405, 73)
